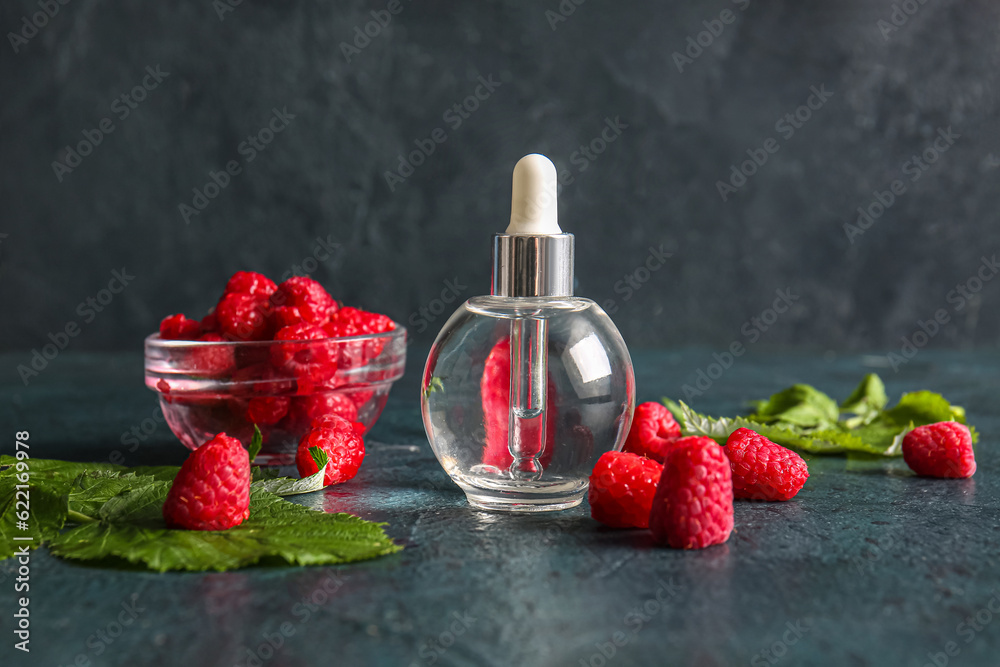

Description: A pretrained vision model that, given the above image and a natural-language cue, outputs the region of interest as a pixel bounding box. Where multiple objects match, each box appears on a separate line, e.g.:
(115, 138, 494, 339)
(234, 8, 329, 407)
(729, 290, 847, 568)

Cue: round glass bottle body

(420, 296, 635, 511)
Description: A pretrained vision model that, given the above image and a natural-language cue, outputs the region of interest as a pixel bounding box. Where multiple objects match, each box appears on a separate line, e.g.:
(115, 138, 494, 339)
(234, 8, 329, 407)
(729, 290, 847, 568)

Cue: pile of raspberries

(589, 403, 977, 549)
(157, 271, 396, 430)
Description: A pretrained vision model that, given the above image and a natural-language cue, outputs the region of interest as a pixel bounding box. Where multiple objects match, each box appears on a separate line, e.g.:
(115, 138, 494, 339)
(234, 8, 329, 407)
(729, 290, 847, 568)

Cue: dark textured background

(3, 0, 1000, 360)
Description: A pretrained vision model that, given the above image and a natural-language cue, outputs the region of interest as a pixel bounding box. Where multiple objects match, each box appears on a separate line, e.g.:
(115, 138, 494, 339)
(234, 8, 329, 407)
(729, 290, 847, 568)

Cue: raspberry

(295, 415, 365, 486)
(163, 432, 250, 531)
(649, 437, 733, 549)
(188, 333, 236, 376)
(326, 307, 396, 367)
(271, 324, 337, 379)
(312, 414, 367, 437)
(480, 337, 556, 469)
(902, 422, 976, 478)
(622, 402, 682, 463)
(270, 306, 305, 330)
(724, 428, 809, 501)
(215, 292, 272, 341)
(290, 392, 359, 429)
(224, 271, 277, 298)
(160, 314, 202, 340)
(247, 396, 290, 425)
(200, 311, 219, 333)
(588, 451, 663, 529)
(273, 277, 336, 325)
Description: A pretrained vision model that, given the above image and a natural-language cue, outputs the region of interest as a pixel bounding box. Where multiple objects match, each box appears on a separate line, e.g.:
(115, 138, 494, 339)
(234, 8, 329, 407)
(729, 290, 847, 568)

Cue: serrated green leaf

(248, 425, 263, 463)
(747, 384, 840, 428)
(49, 488, 400, 572)
(840, 373, 888, 424)
(883, 391, 966, 426)
(68, 472, 157, 519)
(127, 466, 180, 481)
(251, 448, 329, 497)
(0, 481, 68, 559)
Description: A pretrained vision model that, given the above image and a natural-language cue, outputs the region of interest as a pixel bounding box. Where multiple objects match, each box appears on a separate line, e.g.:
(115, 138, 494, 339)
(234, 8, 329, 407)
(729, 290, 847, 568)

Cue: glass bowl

(144, 325, 406, 465)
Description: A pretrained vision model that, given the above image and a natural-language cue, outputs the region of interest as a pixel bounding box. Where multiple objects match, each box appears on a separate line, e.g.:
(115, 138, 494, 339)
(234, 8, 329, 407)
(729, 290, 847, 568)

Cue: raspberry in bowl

(144, 272, 406, 465)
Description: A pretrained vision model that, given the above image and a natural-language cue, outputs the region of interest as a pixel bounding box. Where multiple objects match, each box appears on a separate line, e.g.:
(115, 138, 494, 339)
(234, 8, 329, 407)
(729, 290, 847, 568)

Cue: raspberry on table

(160, 314, 202, 340)
(163, 432, 250, 531)
(273, 276, 337, 325)
(622, 402, 682, 463)
(724, 428, 809, 501)
(295, 415, 365, 486)
(215, 292, 273, 341)
(224, 271, 277, 298)
(588, 451, 663, 529)
(902, 421, 976, 478)
(649, 436, 733, 549)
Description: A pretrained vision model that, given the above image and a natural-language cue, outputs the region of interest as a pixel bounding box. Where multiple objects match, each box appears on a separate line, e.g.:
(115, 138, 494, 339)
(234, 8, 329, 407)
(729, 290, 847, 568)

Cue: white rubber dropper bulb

(506, 154, 562, 235)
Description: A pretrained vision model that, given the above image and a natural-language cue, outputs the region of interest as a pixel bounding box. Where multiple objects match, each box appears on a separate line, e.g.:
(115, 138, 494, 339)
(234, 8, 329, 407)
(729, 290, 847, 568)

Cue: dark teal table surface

(1, 349, 999, 667)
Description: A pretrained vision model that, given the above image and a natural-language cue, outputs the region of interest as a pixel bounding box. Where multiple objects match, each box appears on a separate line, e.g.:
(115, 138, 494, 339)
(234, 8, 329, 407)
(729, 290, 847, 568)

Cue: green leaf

(882, 391, 966, 426)
(248, 425, 263, 463)
(0, 481, 68, 560)
(67, 472, 155, 519)
(251, 448, 329, 497)
(839, 373, 888, 425)
(49, 488, 400, 572)
(747, 384, 840, 429)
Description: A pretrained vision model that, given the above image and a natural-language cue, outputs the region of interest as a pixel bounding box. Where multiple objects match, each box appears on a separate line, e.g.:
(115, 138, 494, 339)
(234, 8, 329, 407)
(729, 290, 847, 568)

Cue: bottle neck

(491, 233, 574, 298)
